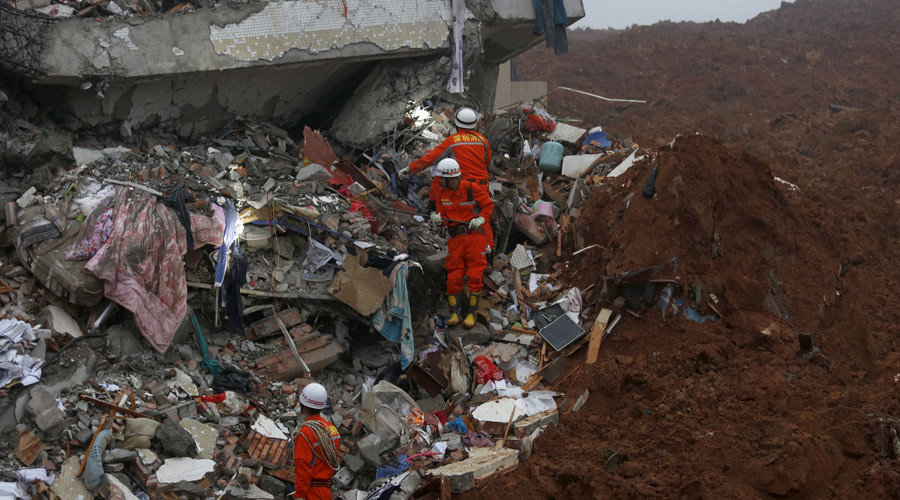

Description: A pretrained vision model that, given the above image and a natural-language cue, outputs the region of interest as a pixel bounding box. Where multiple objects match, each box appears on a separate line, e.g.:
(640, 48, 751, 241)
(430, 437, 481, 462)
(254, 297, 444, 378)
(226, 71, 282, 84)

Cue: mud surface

(465, 0, 900, 497)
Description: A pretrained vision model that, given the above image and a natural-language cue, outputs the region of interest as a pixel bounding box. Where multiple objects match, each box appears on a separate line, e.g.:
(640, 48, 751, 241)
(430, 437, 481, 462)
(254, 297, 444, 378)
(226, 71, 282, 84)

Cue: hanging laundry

(533, 0, 568, 55)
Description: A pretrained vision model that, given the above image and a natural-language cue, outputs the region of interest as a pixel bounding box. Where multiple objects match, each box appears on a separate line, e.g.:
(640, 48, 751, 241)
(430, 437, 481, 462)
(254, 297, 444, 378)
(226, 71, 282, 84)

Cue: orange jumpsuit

(294, 414, 340, 500)
(412, 130, 494, 248)
(430, 179, 494, 295)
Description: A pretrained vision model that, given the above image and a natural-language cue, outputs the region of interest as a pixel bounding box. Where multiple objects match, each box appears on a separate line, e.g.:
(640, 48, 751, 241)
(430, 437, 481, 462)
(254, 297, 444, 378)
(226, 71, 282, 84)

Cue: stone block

(296, 164, 332, 186)
(333, 467, 355, 489)
(35, 407, 65, 431)
(40, 305, 82, 338)
(344, 453, 364, 473)
(357, 431, 399, 464)
(446, 323, 490, 346)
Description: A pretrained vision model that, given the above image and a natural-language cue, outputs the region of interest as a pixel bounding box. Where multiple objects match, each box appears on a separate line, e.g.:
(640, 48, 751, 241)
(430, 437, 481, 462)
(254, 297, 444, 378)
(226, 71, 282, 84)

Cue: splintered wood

(586, 308, 613, 364)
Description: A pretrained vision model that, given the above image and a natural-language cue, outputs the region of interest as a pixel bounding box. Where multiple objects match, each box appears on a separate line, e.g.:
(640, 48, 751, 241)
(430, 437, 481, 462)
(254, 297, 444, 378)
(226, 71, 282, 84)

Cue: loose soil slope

(465, 0, 899, 497)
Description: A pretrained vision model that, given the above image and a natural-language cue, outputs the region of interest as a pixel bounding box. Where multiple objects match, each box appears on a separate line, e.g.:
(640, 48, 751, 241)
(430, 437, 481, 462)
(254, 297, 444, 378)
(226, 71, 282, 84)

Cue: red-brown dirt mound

(463, 1, 899, 497)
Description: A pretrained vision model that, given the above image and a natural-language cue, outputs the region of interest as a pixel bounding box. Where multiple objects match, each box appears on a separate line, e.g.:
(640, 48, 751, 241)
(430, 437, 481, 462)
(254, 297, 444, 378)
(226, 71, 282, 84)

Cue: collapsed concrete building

(0, 0, 584, 142)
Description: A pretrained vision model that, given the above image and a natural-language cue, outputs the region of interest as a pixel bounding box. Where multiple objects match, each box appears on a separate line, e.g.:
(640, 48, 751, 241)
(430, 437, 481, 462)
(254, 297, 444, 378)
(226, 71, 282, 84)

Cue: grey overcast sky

(573, 0, 794, 29)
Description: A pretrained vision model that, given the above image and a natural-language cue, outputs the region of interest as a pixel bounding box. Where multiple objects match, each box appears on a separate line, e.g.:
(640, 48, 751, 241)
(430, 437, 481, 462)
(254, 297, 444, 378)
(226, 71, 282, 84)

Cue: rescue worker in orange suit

(398, 107, 495, 252)
(428, 158, 493, 328)
(293, 383, 340, 500)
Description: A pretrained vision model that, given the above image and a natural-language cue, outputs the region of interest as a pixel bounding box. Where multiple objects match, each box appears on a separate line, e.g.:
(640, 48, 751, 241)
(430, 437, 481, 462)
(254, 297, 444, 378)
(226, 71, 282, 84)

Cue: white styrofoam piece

(547, 122, 587, 144)
(560, 153, 602, 178)
(472, 398, 526, 423)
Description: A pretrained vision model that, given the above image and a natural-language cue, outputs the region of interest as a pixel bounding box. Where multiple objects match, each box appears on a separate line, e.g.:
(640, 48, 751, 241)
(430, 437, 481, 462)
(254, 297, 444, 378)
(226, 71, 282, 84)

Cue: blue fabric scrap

(375, 455, 409, 480)
(372, 263, 415, 369)
(445, 417, 468, 435)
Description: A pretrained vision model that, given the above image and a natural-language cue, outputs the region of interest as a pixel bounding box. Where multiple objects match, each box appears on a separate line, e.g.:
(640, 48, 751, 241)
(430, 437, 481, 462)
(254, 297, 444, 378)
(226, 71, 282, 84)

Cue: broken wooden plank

(541, 180, 568, 209)
(586, 308, 613, 364)
(186, 281, 330, 300)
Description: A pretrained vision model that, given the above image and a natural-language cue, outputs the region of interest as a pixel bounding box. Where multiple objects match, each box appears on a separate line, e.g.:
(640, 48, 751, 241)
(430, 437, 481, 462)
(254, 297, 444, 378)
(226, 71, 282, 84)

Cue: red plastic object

(525, 113, 557, 132)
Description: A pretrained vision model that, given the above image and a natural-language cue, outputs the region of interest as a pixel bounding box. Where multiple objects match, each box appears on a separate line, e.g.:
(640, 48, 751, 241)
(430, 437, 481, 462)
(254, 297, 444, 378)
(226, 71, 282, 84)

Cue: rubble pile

(0, 82, 655, 499)
(7, 0, 244, 19)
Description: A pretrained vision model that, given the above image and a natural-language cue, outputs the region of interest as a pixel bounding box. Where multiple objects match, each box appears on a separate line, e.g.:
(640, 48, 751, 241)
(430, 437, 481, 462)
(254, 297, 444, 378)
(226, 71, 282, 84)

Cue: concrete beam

(5, 0, 584, 138)
(38, 0, 454, 82)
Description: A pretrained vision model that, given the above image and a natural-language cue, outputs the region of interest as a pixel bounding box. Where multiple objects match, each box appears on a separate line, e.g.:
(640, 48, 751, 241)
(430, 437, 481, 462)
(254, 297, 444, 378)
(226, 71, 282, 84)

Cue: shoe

(447, 294, 462, 326)
(462, 292, 480, 329)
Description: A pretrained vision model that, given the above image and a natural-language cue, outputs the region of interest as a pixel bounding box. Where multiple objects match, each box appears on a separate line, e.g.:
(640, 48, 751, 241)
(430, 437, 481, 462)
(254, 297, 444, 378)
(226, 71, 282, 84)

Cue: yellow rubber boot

(447, 294, 462, 326)
(462, 292, 480, 329)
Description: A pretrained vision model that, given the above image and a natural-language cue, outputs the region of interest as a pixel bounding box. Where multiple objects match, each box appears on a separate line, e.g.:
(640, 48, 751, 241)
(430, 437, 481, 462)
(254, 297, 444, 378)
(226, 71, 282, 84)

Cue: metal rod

(103, 178, 163, 196)
(269, 306, 310, 374)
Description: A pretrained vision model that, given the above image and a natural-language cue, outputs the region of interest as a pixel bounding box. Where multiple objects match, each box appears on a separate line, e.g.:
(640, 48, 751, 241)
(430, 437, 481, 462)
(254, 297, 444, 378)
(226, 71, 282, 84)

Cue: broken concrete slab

(104, 474, 140, 500)
(296, 163, 332, 185)
(446, 323, 491, 346)
(358, 431, 400, 465)
(40, 305, 83, 338)
(155, 457, 215, 484)
(513, 409, 559, 438)
(35, 407, 66, 431)
(427, 447, 518, 492)
(27, 384, 57, 417)
(72, 146, 132, 167)
(180, 418, 217, 459)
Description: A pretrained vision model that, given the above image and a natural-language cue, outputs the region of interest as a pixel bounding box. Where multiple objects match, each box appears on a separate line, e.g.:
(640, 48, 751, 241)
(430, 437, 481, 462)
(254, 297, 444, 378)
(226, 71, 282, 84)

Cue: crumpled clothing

(66, 207, 113, 261)
(223, 242, 247, 334)
(424, 412, 443, 434)
(212, 367, 254, 396)
(159, 180, 195, 250)
(474, 355, 504, 385)
(200, 391, 251, 415)
(84, 189, 224, 353)
(445, 417, 468, 435)
(463, 430, 493, 448)
(375, 455, 409, 480)
(372, 262, 414, 369)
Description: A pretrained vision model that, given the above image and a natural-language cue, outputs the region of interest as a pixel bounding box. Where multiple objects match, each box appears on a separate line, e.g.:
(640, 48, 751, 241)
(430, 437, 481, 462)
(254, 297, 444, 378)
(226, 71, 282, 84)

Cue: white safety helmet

(454, 107, 478, 129)
(436, 158, 461, 178)
(299, 382, 328, 410)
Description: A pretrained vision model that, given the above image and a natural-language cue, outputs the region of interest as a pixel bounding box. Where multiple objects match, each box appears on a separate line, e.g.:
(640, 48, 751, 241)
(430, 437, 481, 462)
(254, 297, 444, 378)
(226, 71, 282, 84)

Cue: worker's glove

(469, 217, 485, 230)
(397, 166, 412, 180)
(430, 212, 442, 224)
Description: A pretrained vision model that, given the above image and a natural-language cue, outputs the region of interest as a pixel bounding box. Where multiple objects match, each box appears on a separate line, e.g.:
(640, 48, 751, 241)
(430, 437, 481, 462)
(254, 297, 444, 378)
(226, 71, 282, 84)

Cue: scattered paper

(17, 468, 55, 484)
